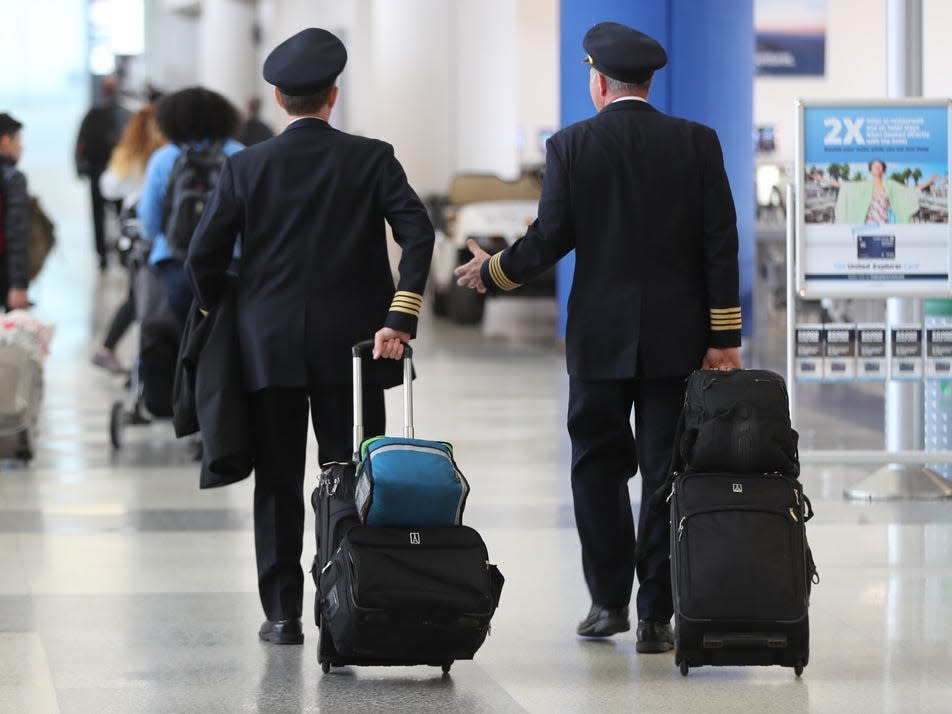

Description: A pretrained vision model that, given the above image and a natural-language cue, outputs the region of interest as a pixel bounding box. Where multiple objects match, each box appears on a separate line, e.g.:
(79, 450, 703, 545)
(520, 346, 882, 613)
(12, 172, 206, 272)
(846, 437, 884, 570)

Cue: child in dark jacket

(0, 112, 31, 311)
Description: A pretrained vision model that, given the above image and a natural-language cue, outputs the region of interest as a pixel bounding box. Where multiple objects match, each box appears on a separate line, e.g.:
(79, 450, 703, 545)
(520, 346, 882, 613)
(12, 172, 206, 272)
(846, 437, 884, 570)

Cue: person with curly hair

(138, 87, 243, 332)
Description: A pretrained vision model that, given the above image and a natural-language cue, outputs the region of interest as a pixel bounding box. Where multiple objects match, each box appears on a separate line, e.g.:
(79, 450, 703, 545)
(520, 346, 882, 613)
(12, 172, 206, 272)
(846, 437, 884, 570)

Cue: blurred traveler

(236, 98, 275, 147)
(0, 113, 31, 311)
(455, 22, 743, 653)
(186, 28, 434, 645)
(92, 105, 167, 374)
(75, 75, 132, 270)
(138, 87, 243, 333)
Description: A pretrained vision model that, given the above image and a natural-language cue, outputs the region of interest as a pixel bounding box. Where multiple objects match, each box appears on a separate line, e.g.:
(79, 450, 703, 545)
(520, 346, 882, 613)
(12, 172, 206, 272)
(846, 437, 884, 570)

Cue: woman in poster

(827, 159, 937, 224)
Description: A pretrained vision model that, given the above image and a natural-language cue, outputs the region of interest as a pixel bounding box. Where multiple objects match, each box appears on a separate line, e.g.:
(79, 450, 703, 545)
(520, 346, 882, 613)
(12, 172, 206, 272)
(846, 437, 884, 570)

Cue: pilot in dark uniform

(455, 22, 743, 653)
(186, 28, 434, 645)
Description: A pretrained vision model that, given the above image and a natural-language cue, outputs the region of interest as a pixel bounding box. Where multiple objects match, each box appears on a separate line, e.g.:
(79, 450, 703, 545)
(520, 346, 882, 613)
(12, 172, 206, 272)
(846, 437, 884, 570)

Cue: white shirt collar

(286, 115, 327, 127)
(610, 96, 648, 105)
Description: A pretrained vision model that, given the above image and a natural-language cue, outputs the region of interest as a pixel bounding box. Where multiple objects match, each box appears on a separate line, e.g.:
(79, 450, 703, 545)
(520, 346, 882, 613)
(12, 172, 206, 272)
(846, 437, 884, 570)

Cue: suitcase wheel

(441, 662, 452, 675)
(321, 660, 330, 674)
(679, 659, 689, 677)
(794, 660, 804, 677)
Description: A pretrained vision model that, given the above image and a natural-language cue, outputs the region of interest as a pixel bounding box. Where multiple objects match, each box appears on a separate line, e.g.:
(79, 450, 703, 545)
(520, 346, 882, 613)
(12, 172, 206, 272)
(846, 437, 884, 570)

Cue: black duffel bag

(678, 368, 799, 477)
(316, 525, 503, 669)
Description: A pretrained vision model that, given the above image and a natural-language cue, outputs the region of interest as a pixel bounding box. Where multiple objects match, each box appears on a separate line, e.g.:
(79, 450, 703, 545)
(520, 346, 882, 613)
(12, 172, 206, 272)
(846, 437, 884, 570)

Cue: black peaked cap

(582, 22, 667, 84)
(263, 28, 347, 96)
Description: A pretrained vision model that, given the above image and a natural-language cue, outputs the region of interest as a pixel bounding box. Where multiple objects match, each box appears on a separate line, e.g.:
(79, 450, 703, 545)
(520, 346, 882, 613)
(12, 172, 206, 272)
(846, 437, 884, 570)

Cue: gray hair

(603, 73, 652, 93)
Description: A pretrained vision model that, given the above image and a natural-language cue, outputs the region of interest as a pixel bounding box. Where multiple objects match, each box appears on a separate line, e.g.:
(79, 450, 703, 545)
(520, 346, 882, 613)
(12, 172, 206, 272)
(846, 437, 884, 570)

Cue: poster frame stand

(785, 183, 952, 500)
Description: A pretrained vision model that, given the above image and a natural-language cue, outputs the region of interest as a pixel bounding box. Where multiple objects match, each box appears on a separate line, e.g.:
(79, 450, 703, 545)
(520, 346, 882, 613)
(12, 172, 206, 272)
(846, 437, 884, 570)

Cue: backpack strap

(159, 143, 191, 236)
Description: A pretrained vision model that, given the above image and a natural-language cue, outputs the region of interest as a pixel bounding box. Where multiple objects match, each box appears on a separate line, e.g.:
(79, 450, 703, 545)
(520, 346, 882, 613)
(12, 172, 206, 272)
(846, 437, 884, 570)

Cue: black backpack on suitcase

(662, 369, 818, 677)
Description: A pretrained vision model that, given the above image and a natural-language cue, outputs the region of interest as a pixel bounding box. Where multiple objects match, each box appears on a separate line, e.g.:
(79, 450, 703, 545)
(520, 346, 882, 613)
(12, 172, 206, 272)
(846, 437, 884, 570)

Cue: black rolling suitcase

(310, 341, 504, 674)
(670, 468, 815, 676)
(664, 369, 818, 677)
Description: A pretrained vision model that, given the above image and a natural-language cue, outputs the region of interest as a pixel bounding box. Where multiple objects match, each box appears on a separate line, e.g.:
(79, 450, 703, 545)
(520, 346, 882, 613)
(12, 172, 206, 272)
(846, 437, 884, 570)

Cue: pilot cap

(582, 22, 667, 84)
(263, 28, 347, 96)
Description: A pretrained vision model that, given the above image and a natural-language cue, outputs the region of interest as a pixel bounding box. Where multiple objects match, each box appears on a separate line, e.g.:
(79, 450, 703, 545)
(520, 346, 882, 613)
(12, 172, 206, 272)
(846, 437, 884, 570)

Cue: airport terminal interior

(3, 1, 952, 712)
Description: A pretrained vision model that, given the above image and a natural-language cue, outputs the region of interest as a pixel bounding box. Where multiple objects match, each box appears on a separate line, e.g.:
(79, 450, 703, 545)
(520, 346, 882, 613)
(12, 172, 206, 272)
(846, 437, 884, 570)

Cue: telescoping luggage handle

(351, 340, 414, 457)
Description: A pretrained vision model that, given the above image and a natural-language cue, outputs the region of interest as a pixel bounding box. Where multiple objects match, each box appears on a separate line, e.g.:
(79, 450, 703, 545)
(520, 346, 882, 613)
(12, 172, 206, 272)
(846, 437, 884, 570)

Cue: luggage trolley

(0, 343, 42, 461)
(109, 210, 179, 449)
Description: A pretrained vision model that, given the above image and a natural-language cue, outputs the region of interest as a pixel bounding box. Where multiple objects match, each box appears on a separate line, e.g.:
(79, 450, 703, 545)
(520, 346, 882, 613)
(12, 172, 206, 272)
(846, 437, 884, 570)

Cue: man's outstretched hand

(453, 239, 490, 293)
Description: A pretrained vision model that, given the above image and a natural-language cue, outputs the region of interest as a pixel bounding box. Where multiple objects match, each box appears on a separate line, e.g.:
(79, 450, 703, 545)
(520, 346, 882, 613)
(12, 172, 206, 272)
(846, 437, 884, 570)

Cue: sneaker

(91, 349, 126, 375)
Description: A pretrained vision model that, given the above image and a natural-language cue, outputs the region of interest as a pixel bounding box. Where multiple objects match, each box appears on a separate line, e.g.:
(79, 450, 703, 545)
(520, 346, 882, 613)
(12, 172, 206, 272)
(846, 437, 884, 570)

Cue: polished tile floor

(2, 174, 952, 712)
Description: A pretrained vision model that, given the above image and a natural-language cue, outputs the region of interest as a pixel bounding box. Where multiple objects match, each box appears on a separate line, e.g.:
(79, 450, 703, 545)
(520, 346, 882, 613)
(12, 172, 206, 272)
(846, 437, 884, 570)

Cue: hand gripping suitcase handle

(351, 340, 414, 457)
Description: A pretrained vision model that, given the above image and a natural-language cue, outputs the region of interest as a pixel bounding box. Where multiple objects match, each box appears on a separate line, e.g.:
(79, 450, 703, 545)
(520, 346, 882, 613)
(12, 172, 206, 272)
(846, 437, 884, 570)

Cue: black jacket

(174, 277, 254, 489)
(481, 100, 742, 379)
(0, 156, 31, 290)
(186, 118, 434, 389)
(75, 100, 131, 175)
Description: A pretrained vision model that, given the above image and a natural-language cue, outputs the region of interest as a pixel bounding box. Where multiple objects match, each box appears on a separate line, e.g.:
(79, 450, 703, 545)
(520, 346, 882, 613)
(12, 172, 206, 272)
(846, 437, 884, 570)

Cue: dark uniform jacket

(0, 156, 30, 293)
(186, 117, 434, 390)
(173, 277, 253, 489)
(480, 99, 741, 380)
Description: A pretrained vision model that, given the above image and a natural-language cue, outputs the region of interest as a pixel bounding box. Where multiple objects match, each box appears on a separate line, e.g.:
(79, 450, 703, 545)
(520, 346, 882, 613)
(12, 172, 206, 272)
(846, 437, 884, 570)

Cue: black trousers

(250, 384, 385, 621)
(567, 374, 686, 621)
(89, 170, 108, 265)
(103, 295, 134, 350)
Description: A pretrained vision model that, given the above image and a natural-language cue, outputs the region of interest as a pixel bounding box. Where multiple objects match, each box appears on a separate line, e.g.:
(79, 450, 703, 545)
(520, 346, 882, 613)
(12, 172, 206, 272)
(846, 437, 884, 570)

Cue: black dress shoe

(577, 604, 630, 637)
(635, 619, 674, 653)
(259, 618, 304, 645)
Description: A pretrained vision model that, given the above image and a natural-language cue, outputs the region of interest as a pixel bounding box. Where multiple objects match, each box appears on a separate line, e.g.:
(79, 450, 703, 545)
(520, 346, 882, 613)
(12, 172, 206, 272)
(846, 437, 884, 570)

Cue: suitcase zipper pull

(677, 517, 686, 541)
(666, 479, 678, 503)
(789, 507, 799, 522)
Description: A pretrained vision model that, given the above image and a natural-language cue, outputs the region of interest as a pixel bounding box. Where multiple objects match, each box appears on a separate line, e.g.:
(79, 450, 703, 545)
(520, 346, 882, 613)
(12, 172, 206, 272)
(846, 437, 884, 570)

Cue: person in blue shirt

(139, 87, 244, 331)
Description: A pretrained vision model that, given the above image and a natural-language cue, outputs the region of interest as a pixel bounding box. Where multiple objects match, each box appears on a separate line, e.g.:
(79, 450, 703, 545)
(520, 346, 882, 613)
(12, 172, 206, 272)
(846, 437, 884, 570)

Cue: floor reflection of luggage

(311, 341, 503, 675)
(0, 343, 42, 462)
(109, 235, 179, 449)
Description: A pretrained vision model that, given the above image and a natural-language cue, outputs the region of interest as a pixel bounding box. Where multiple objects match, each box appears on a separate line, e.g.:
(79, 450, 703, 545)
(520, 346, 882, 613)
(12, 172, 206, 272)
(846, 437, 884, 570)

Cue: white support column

(144, 0, 200, 92)
(885, 0, 924, 454)
(845, 0, 950, 500)
(197, 0, 259, 108)
(454, 0, 520, 179)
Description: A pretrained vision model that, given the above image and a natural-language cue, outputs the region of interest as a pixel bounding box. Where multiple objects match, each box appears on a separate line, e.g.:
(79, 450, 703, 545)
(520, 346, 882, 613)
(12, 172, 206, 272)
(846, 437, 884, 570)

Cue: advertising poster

(798, 101, 952, 296)
(755, 0, 826, 76)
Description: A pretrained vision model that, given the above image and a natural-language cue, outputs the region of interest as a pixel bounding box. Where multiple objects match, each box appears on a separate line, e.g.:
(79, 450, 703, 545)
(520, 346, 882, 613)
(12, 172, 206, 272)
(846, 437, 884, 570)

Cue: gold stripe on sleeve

(710, 306, 742, 331)
(389, 291, 423, 317)
(390, 305, 421, 317)
(488, 253, 520, 291)
(393, 290, 423, 305)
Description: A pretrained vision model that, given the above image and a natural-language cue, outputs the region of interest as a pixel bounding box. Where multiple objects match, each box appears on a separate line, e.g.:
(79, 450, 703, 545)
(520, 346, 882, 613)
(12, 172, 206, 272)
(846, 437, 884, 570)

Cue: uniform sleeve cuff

(385, 311, 418, 337)
(709, 306, 742, 348)
(386, 291, 423, 336)
(481, 252, 520, 293)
